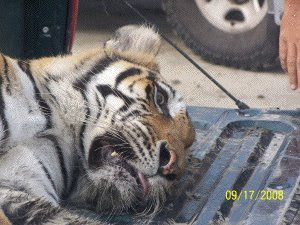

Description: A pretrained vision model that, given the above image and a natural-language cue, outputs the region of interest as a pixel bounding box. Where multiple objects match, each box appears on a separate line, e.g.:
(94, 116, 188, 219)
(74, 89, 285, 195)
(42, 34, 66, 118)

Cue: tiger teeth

(111, 151, 118, 157)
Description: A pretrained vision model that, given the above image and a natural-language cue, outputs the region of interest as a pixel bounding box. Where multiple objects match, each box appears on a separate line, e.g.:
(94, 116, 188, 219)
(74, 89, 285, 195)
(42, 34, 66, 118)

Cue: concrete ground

(73, 0, 300, 110)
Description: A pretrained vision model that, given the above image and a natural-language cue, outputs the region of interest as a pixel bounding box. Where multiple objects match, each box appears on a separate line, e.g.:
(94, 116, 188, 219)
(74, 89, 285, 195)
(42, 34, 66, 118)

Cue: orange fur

(147, 103, 195, 177)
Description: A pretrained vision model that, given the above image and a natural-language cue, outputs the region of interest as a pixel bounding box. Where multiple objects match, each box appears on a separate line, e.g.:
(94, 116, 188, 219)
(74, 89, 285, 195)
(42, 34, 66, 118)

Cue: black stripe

(0, 55, 9, 142)
(147, 71, 156, 81)
(73, 57, 114, 93)
(18, 60, 52, 129)
(65, 162, 80, 199)
(2, 56, 11, 95)
(128, 80, 137, 92)
(115, 67, 141, 87)
(133, 124, 150, 143)
(78, 123, 87, 160)
(133, 125, 154, 158)
(43, 187, 58, 203)
(140, 121, 157, 145)
(42, 135, 68, 199)
(120, 110, 142, 122)
(145, 84, 152, 102)
(136, 97, 148, 105)
(112, 108, 142, 125)
(44, 85, 59, 106)
(162, 80, 176, 97)
(38, 161, 57, 194)
(73, 57, 114, 160)
(96, 85, 113, 99)
(125, 129, 146, 158)
(97, 85, 135, 109)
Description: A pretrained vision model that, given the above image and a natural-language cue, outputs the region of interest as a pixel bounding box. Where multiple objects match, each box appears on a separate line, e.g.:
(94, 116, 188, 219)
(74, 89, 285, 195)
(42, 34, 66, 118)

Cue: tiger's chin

(80, 167, 171, 215)
(86, 167, 139, 213)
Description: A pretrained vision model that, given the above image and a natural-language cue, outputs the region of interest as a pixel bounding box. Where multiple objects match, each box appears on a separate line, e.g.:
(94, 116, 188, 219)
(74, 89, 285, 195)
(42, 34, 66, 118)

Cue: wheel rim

(194, 0, 268, 33)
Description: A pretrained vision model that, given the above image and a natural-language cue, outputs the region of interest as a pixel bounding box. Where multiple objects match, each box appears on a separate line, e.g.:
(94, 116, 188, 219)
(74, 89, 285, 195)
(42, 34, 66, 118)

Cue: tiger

(0, 25, 195, 224)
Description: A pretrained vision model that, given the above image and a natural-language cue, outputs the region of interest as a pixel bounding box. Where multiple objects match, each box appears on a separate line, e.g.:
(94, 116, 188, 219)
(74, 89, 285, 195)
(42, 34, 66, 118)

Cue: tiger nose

(158, 142, 178, 177)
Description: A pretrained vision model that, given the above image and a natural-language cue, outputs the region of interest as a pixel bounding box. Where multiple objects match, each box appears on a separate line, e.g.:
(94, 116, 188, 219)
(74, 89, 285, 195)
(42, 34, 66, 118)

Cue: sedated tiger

(0, 25, 195, 224)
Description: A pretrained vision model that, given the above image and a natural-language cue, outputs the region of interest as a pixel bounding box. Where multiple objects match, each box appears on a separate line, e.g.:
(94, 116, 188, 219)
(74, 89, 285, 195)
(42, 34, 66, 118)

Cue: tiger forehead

(115, 61, 160, 85)
(117, 72, 159, 94)
(117, 60, 159, 76)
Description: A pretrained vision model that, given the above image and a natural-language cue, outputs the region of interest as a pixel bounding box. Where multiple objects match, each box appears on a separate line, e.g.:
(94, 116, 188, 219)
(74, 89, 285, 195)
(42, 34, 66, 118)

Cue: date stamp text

(225, 189, 284, 201)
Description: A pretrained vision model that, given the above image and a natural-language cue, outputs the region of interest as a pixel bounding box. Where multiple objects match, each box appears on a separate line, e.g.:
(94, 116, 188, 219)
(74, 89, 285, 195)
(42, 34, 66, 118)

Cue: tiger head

(78, 25, 195, 213)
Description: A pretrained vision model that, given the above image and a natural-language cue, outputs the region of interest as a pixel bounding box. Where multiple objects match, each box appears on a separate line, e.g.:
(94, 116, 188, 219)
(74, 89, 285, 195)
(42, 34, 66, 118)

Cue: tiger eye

(156, 92, 165, 105)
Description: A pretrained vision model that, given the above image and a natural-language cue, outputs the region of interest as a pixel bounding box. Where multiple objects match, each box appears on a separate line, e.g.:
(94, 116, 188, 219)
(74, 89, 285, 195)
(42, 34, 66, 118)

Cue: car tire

(163, 0, 280, 70)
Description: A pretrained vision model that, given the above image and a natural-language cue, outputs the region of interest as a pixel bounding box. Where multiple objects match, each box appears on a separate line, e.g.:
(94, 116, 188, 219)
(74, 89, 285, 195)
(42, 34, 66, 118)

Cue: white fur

(168, 93, 186, 118)
(106, 25, 161, 56)
(4, 62, 47, 143)
(0, 119, 4, 144)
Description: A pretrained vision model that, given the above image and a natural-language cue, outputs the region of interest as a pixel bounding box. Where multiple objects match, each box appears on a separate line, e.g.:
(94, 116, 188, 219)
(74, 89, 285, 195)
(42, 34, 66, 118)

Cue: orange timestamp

(225, 189, 284, 201)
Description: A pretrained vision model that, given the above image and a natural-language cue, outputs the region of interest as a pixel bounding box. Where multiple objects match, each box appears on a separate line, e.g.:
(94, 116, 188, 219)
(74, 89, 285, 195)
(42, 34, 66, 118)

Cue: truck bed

(158, 106, 300, 225)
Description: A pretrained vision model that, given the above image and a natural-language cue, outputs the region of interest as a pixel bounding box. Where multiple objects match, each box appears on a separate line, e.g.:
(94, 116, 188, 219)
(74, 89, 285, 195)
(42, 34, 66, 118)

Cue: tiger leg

(0, 187, 100, 225)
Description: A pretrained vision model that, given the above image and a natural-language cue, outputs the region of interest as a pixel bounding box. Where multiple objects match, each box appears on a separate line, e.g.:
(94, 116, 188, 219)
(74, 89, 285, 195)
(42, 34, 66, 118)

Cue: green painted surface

(0, 0, 24, 58)
(0, 0, 69, 59)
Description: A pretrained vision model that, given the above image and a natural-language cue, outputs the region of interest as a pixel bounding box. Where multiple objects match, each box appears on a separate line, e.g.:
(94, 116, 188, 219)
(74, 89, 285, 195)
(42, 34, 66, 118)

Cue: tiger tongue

(138, 172, 148, 195)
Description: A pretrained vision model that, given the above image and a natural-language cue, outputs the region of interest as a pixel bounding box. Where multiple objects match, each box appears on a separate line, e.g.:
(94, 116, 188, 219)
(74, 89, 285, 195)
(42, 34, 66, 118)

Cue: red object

(66, 0, 79, 53)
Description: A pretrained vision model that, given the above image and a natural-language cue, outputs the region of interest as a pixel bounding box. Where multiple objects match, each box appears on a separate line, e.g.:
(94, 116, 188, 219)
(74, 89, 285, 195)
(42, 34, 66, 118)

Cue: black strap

(122, 0, 250, 110)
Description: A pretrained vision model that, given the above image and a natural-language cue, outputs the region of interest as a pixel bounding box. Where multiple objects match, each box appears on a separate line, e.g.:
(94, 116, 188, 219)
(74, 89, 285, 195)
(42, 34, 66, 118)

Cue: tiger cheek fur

(147, 107, 196, 178)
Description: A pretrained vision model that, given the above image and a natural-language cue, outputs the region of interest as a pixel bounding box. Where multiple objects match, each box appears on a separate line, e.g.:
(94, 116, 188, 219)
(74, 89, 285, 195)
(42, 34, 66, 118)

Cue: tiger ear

(105, 25, 161, 56)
